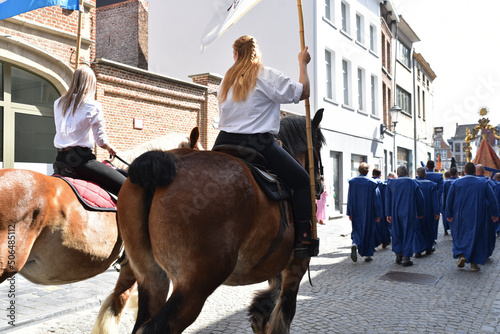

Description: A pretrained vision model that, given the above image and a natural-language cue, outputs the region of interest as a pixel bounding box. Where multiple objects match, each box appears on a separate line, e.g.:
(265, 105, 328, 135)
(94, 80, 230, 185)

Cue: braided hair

(219, 35, 263, 103)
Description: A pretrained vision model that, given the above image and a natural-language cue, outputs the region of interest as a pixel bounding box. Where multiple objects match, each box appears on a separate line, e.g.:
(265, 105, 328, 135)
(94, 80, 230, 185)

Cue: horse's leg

(92, 255, 137, 334)
(248, 274, 283, 334)
(266, 258, 309, 334)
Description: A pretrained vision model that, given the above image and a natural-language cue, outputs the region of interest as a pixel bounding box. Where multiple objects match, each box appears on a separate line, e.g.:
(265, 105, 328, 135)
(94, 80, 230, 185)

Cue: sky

(394, 0, 500, 140)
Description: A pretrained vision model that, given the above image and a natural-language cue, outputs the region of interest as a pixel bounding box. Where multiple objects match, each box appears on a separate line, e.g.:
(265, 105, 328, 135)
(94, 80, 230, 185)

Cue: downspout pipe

(413, 50, 417, 173)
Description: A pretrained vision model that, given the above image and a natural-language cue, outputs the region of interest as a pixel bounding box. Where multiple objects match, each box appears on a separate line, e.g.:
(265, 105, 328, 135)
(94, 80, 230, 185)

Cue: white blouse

(53, 97, 108, 149)
(218, 66, 303, 135)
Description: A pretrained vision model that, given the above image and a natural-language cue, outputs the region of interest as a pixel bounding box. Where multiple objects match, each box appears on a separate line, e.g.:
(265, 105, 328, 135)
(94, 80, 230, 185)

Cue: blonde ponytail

(219, 35, 263, 104)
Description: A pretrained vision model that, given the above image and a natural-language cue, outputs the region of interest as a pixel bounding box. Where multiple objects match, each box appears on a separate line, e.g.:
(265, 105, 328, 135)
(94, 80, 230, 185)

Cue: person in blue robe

(347, 162, 382, 263)
(372, 168, 391, 249)
(476, 164, 498, 257)
(442, 167, 459, 235)
(495, 173, 500, 237)
(414, 167, 439, 258)
(425, 160, 443, 240)
(385, 166, 424, 267)
(446, 162, 500, 272)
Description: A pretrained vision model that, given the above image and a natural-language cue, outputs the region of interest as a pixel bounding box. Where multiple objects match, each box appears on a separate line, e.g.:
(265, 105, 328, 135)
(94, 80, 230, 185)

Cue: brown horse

(0, 128, 200, 334)
(115, 109, 324, 333)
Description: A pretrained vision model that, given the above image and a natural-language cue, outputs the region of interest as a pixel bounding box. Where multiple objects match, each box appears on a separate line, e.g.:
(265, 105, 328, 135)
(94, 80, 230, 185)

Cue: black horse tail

(128, 150, 178, 190)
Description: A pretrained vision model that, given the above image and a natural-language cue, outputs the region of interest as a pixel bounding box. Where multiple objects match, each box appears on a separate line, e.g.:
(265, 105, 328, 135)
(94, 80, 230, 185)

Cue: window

(370, 75, 377, 116)
(357, 68, 364, 110)
(381, 35, 386, 66)
(0, 62, 60, 168)
(351, 154, 366, 178)
(417, 86, 421, 117)
(386, 40, 391, 73)
(341, 1, 349, 33)
(397, 147, 410, 171)
(454, 143, 460, 153)
(396, 86, 411, 115)
(325, 49, 334, 99)
(356, 14, 363, 43)
(397, 40, 410, 67)
(422, 91, 426, 119)
(342, 59, 350, 105)
(369, 25, 376, 52)
(325, 0, 331, 20)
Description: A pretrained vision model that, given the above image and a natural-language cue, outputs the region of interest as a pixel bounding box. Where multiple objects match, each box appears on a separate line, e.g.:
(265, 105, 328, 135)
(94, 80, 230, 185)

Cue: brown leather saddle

(212, 144, 291, 201)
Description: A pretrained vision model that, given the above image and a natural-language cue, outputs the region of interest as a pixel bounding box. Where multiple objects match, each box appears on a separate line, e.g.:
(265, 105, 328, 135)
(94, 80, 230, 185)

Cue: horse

(114, 109, 325, 333)
(0, 127, 200, 334)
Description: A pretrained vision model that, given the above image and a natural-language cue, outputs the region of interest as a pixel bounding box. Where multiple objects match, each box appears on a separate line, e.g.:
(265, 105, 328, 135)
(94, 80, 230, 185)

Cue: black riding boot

(294, 220, 319, 258)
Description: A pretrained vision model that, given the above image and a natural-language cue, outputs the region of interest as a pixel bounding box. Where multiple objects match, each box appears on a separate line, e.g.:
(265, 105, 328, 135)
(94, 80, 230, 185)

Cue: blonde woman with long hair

(213, 35, 314, 258)
(54, 65, 126, 196)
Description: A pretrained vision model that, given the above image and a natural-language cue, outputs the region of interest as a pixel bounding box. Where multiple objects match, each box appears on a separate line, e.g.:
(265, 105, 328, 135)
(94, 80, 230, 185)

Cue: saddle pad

(53, 175, 117, 212)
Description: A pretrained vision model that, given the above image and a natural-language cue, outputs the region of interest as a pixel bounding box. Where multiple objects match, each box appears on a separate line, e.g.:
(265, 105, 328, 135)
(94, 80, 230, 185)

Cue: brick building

(0, 0, 220, 173)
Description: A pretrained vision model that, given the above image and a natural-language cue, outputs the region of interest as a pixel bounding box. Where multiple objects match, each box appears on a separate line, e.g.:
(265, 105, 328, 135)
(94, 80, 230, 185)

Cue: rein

(113, 155, 131, 167)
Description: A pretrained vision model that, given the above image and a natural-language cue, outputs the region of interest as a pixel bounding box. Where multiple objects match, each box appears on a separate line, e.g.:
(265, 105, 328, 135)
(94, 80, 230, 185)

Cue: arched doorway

(0, 62, 61, 173)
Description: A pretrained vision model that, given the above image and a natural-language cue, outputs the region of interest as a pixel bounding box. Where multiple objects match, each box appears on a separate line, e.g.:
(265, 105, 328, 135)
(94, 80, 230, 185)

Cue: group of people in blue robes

(446, 162, 500, 271)
(346, 159, 500, 272)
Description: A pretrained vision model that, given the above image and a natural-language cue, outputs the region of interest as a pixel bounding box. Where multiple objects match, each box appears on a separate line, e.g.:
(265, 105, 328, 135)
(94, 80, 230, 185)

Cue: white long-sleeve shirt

(218, 66, 303, 135)
(53, 97, 109, 149)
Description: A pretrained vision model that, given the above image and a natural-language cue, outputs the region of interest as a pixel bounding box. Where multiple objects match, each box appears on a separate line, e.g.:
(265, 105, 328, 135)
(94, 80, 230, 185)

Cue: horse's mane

(277, 115, 325, 157)
(112, 133, 197, 169)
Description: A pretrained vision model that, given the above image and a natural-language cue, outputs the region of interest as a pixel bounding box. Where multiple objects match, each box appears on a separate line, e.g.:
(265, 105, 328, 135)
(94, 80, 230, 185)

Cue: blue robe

(445, 175, 500, 265)
(425, 171, 443, 239)
(385, 177, 424, 258)
(373, 178, 391, 247)
(442, 177, 458, 232)
(347, 175, 382, 257)
(415, 178, 439, 254)
(495, 181, 500, 234)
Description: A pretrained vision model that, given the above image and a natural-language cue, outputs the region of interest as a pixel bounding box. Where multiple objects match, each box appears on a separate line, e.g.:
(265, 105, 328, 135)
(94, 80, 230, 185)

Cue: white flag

(201, 0, 262, 52)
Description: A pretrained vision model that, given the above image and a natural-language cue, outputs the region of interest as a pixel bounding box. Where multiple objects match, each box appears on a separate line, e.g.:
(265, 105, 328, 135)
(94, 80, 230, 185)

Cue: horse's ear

(189, 127, 200, 149)
(312, 108, 324, 129)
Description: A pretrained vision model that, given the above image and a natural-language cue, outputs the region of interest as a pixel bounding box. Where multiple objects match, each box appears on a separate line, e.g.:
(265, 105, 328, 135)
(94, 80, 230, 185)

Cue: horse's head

(277, 108, 325, 199)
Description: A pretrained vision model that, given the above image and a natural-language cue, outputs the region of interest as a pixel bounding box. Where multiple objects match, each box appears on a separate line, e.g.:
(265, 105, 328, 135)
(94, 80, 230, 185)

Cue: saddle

(212, 144, 291, 201)
(52, 160, 119, 212)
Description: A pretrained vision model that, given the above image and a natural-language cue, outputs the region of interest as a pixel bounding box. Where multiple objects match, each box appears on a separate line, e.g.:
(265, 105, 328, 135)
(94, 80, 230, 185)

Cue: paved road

(2, 216, 500, 333)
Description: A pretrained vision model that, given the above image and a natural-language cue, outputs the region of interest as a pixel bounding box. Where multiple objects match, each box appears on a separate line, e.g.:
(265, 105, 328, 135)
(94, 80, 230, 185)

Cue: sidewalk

(3, 216, 500, 333)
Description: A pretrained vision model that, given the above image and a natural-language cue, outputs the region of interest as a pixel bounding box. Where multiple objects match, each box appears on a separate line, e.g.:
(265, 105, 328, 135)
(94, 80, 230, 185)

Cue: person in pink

(316, 178, 328, 225)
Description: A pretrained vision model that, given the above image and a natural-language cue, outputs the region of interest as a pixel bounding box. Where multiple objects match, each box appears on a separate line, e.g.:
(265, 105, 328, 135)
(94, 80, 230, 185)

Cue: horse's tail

(128, 150, 177, 190)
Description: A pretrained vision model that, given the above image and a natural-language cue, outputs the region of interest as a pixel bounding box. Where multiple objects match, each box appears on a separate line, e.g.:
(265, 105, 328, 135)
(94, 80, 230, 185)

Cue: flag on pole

(0, 0, 79, 21)
(201, 0, 262, 52)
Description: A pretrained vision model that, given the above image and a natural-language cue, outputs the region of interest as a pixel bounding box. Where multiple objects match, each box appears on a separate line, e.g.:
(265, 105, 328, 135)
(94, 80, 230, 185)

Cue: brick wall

(94, 59, 220, 161)
(0, 1, 97, 67)
(96, 0, 148, 69)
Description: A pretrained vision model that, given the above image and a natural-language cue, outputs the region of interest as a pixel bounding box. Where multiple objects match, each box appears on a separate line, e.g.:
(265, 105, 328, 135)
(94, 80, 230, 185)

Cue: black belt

(57, 146, 89, 152)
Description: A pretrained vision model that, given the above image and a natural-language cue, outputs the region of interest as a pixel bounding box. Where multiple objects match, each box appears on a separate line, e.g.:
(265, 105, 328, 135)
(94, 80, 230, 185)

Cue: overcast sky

(395, 0, 500, 140)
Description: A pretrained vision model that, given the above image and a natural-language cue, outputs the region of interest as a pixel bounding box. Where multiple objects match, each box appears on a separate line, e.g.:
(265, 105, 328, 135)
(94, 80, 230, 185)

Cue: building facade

(0, 0, 220, 174)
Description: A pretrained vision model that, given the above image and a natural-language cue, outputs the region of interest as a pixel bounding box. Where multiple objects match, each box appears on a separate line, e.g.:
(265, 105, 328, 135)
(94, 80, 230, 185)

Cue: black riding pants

(55, 147, 126, 196)
(214, 131, 312, 222)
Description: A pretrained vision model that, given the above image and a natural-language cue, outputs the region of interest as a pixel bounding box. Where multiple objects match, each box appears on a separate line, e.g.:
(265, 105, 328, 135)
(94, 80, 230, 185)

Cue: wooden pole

(296, 0, 318, 240)
(74, 0, 83, 69)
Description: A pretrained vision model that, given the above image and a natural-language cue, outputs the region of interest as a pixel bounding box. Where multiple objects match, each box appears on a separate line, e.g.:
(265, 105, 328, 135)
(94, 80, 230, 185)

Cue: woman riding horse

(214, 35, 315, 258)
(54, 65, 126, 196)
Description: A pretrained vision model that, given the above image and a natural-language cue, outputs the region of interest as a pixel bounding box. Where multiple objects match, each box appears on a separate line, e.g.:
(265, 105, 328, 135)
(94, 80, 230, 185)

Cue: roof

(452, 124, 478, 139)
(398, 15, 420, 43)
(414, 53, 437, 80)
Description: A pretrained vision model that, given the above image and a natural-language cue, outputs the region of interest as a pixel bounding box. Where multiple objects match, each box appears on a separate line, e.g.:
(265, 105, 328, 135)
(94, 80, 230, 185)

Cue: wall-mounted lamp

(380, 105, 402, 139)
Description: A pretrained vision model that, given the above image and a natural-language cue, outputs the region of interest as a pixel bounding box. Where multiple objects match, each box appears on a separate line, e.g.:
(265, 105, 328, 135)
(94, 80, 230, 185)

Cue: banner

(0, 0, 80, 21)
(201, 0, 262, 52)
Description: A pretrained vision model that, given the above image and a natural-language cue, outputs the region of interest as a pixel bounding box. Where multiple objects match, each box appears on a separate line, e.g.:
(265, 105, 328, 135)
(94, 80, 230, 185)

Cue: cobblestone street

(3, 216, 500, 333)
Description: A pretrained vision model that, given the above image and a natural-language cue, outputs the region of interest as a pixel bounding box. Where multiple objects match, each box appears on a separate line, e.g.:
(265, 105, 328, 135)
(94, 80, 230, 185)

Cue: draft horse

(0, 128, 200, 334)
(116, 109, 325, 333)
